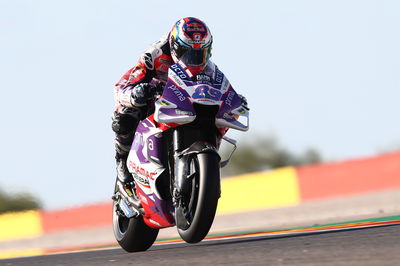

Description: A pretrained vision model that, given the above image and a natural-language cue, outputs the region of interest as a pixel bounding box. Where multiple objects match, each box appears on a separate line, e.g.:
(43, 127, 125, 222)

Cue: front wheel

(177, 152, 221, 243)
(112, 185, 159, 252)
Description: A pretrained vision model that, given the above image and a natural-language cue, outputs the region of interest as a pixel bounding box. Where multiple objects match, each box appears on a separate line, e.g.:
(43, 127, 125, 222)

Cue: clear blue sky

(1, 0, 399, 209)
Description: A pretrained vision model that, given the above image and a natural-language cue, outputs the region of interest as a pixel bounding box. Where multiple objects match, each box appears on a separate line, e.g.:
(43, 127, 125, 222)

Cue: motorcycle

(112, 62, 249, 252)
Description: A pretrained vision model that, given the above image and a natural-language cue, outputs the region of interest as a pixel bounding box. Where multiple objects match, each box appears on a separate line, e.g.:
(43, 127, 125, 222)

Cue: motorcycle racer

(112, 17, 247, 183)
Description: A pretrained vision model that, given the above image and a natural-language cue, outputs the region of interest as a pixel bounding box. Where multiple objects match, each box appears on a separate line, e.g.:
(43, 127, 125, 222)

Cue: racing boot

(114, 154, 140, 218)
(116, 155, 133, 184)
(115, 137, 134, 184)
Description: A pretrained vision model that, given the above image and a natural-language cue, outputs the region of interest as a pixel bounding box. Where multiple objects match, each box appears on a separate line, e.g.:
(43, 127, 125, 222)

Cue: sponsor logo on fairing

(193, 85, 222, 101)
(175, 110, 193, 116)
(223, 113, 232, 119)
(215, 70, 224, 84)
(225, 91, 235, 107)
(169, 84, 186, 101)
(132, 173, 149, 186)
(196, 74, 211, 81)
(128, 161, 156, 182)
(171, 64, 188, 79)
(171, 74, 184, 87)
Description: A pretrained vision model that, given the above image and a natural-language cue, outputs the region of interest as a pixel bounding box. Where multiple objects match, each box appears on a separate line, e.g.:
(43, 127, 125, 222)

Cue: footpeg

(115, 180, 144, 217)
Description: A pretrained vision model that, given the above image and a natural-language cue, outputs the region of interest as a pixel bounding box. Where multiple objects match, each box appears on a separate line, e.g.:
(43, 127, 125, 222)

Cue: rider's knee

(111, 108, 141, 135)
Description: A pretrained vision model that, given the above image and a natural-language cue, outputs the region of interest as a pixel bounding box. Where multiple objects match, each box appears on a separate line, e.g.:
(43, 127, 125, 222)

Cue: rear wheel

(177, 152, 220, 243)
(112, 183, 159, 252)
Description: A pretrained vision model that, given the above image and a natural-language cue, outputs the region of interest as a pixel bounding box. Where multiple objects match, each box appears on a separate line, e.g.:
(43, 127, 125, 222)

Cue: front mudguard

(174, 141, 220, 196)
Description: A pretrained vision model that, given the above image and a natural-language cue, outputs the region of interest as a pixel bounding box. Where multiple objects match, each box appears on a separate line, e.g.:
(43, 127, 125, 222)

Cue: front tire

(177, 152, 220, 243)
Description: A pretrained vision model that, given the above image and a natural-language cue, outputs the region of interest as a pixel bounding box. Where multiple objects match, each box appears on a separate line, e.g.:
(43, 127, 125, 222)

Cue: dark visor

(175, 43, 210, 66)
(179, 47, 211, 67)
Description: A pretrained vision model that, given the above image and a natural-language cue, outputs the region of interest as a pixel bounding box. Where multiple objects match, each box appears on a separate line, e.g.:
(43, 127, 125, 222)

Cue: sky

(0, 0, 399, 209)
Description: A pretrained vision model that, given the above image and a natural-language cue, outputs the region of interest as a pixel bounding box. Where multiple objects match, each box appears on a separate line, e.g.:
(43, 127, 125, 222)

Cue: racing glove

(238, 94, 249, 110)
(130, 83, 156, 107)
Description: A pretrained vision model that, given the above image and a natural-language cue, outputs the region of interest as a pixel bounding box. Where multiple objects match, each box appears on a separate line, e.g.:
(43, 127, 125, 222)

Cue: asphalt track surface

(2, 224, 400, 266)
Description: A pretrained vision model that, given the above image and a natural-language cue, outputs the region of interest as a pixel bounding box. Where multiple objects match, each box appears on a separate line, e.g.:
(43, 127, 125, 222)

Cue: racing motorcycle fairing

(126, 62, 249, 229)
(154, 62, 249, 131)
(127, 117, 175, 228)
(135, 185, 174, 229)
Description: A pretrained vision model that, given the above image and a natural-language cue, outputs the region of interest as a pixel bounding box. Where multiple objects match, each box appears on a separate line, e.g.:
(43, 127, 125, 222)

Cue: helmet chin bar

(180, 61, 194, 77)
(176, 61, 206, 78)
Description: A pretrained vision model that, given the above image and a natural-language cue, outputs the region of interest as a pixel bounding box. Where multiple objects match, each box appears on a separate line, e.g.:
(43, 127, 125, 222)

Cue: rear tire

(177, 152, 220, 243)
(112, 186, 159, 252)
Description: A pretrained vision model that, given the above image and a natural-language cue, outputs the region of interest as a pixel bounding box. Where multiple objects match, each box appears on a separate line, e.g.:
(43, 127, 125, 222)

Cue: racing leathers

(112, 35, 173, 183)
(112, 34, 245, 183)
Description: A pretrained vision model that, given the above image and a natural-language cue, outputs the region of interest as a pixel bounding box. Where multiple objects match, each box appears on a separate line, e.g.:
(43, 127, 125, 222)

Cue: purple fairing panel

(216, 86, 242, 120)
(162, 80, 194, 112)
(131, 119, 157, 164)
(158, 106, 194, 117)
(151, 192, 175, 224)
(147, 134, 163, 163)
(137, 186, 175, 228)
(162, 73, 241, 124)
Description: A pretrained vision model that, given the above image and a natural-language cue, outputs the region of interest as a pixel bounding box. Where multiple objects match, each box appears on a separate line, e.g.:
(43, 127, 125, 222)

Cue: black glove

(152, 81, 165, 96)
(238, 94, 249, 110)
(130, 83, 155, 106)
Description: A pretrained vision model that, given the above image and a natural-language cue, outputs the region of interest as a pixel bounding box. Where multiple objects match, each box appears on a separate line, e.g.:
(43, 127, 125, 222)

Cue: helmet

(169, 17, 213, 75)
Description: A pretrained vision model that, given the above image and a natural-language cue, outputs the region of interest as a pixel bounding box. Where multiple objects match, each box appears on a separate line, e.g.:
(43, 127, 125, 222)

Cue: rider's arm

(114, 55, 156, 108)
(115, 34, 171, 108)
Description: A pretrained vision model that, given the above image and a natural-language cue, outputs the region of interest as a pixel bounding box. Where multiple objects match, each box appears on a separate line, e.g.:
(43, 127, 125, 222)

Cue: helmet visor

(180, 47, 211, 67)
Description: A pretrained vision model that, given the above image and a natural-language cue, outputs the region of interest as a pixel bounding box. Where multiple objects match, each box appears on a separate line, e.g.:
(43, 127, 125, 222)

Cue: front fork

(171, 128, 220, 196)
(171, 128, 221, 229)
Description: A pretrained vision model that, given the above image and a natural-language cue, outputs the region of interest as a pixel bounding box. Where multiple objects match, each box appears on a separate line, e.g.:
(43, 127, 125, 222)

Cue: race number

(192, 86, 222, 101)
